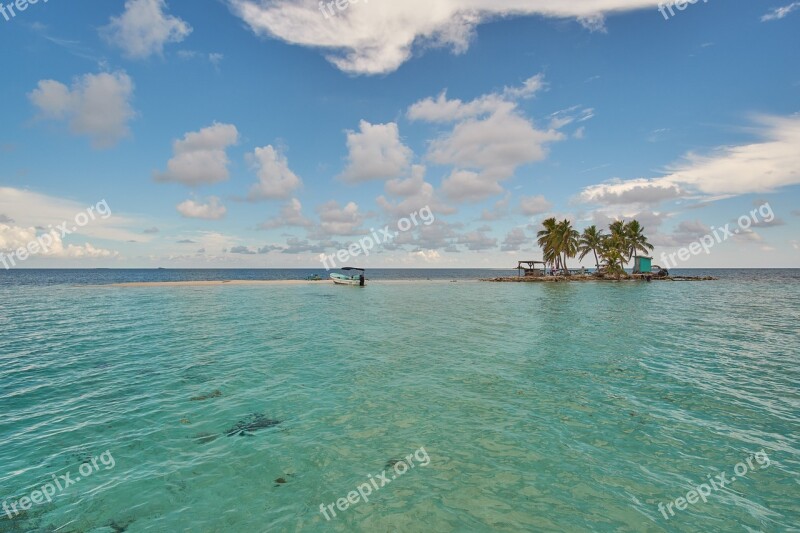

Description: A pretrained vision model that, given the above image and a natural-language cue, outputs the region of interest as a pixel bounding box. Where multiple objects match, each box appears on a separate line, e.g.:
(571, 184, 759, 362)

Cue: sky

(0, 0, 798, 269)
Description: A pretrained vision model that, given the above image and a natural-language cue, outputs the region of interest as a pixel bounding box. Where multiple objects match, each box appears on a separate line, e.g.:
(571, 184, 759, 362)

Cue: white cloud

(102, 0, 192, 59)
(660, 115, 800, 196)
(247, 145, 302, 200)
(501, 227, 530, 252)
(548, 105, 595, 130)
(259, 198, 313, 229)
(458, 230, 497, 251)
(519, 195, 553, 216)
(577, 13, 607, 32)
(502, 74, 547, 100)
(580, 178, 686, 206)
(176, 197, 227, 219)
(377, 165, 455, 217)
(410, 75, 564, 203)
(580, 115, 800, 206)
(229, 0, 658, 75)
(481, 193, 511, 221)
(0, 223, 118, 261)
(427, 110, 560, 178)
(315, 200, 363, 236)
(177, 50, 225, 69)
(28, 72, 135, 149)
(761, 2, 800, 21)
(408, 92, 509, 124)
(0, 187, 143, 242)
(155, 123, 239, 185)
(411, 249, 442, 262)
(441, 169, 503, 203)
(339, 121, 412, 183)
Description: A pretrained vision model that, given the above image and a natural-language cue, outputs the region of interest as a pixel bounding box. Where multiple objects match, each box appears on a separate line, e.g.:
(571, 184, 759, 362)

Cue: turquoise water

(1, 272, 799, 532)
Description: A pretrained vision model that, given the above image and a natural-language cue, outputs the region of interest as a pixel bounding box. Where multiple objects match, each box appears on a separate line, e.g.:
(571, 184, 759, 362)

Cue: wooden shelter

(517, 260, 547, 277)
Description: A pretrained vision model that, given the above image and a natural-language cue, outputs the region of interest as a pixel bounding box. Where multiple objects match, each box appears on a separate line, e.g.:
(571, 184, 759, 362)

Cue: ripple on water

(0, 275, 798, 531)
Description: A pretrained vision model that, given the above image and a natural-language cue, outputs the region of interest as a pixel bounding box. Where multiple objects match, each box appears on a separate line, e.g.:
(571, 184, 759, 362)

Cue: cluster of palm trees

(536, 218, 654, 276)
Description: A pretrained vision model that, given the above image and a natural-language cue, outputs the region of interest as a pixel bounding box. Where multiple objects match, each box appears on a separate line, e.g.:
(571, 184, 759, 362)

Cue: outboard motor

(359, 274, 365, 286)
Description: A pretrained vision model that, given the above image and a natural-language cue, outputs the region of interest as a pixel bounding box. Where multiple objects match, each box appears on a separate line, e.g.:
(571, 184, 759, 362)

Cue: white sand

(101, 279, 471, 288)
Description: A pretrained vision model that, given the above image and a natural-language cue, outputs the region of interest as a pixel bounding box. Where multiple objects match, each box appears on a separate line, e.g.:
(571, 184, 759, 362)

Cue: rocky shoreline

(481, 274, 718, 283)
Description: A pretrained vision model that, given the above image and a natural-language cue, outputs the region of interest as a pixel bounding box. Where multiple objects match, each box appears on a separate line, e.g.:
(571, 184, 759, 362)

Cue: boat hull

(330, 274, 363, 286)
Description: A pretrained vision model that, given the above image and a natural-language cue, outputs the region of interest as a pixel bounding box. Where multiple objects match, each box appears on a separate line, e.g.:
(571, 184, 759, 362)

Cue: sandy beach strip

(98, 279, 472, 288)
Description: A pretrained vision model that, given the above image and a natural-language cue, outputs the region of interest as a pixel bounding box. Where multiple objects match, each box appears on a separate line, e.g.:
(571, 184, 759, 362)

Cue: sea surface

(1, 269, 798, 532)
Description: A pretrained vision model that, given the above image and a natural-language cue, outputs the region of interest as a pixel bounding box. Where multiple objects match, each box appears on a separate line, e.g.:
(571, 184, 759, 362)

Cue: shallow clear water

(1, 270, 798, 532)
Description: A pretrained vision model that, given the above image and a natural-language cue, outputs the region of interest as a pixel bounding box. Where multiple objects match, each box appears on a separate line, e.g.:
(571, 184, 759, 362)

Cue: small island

(483, 217, 717, 283)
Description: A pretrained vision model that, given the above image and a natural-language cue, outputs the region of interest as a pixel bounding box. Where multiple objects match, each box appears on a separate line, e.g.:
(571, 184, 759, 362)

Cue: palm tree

(554, 219, 579, 274)
(537, 217, 561, 272)
(578, 225, 605, 270)
(608, 219, 631, 266)
(599, 234, 627, 279)
(624, 220, 655, 263)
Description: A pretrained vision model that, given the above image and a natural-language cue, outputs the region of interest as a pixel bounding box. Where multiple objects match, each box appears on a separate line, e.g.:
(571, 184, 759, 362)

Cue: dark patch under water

(190, 389, 222, 401)
(224, 413, 281, 437)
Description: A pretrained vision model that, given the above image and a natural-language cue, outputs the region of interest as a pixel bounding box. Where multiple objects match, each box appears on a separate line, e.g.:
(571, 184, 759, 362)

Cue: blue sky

(0, 0, 798, 268)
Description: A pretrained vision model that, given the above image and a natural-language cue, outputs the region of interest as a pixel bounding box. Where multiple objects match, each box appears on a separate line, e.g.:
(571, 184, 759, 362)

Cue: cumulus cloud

(441, 169, 503, 203)
(229, 0, 657, 75)
(338, 121, 412, 183)
(481, 194, 511, 221)
(392, 219, 462, 251)
(258, 198, 313, 229)
(176, 196, 227, 219)
(155, 123, 239, 185)
(410, 75, 564, 202)
(377, 165, 455, 218)
(230, 245, 257, 255)
(247, 145, 302, 200)
(501, 227, 530, 252)
(315, 200, 364, 236)
(427, 108, 562, 179)
(519, 195, 553, 216)
(283, 237, 331, 254)
(458, 229, 497, 251)
(102, 0, 192, 59)
(28, 72, 135, 149)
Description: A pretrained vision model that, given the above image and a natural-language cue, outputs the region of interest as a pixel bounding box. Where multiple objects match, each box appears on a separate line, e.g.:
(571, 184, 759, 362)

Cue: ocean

(1, 269, 798, 532)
